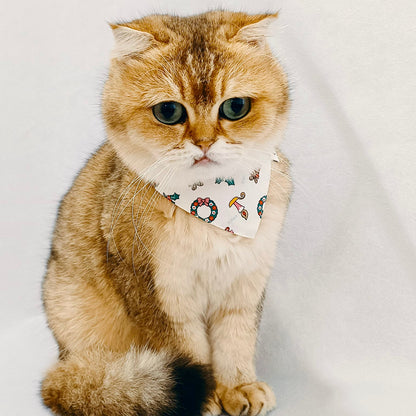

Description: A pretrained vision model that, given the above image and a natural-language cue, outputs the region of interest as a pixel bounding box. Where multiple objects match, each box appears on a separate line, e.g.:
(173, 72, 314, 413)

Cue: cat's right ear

(231, 13, 278, 49)
(109, 24, 156, 59)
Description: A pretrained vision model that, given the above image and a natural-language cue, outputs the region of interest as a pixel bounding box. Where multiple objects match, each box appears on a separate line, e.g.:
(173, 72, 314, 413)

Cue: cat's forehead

(150, 43, 262, 111)
(176, 45, 223, 106)
(167, 19, 249, 105)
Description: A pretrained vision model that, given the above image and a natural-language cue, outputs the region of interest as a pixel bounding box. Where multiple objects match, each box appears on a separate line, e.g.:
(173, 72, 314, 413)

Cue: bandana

(155, 154, 279, 239)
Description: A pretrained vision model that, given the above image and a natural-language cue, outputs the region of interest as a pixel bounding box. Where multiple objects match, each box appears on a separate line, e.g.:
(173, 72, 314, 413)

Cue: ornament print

(257, 195, 267, 218)
(190, 197, 218, 223)
(190, 181, 204, 191)
(215, 177, 235, 186)
(163, 192, 180, 203)
(229, 192, 249, 220)
(249, 169, 260, 184)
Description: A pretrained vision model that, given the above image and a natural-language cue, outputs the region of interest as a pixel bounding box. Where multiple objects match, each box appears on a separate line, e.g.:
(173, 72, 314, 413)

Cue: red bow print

(197, 197, 210, 206)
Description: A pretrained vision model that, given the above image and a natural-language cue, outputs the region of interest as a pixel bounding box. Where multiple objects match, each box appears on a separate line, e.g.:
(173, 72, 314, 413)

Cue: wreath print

(257, 195, 267, 218)
(190, 197, 218, 223)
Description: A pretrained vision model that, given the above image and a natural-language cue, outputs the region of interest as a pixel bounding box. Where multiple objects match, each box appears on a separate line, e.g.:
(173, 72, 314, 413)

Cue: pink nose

(194, 140, 215, 155)
(199, 144, 210, 155)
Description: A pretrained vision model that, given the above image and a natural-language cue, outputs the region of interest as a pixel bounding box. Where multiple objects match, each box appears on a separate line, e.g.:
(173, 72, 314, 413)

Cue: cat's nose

(195, 140, 215, 154)
(199, 144, 210, 155)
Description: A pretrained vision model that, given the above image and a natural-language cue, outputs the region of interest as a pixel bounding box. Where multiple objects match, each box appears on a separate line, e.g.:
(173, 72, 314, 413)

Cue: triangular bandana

(155, 154, 279, 238)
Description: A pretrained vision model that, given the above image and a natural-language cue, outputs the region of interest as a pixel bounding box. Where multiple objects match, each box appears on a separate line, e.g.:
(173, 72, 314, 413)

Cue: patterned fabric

(155, 154, 279, 238)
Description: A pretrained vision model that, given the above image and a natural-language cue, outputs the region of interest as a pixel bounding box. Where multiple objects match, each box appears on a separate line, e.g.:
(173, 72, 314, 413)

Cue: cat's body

(41, 11, 291, 416)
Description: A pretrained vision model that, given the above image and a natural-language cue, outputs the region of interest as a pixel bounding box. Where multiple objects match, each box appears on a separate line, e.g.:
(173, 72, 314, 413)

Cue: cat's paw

(202, 390, 223, 416)
(217, 381, 276, 416)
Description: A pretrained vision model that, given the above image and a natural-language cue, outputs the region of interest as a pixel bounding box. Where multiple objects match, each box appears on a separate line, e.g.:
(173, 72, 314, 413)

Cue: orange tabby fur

(41, 10, 291, 416)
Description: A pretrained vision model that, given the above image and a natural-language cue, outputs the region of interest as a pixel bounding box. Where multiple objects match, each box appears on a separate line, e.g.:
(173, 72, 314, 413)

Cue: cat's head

(102, 11, 289, 185)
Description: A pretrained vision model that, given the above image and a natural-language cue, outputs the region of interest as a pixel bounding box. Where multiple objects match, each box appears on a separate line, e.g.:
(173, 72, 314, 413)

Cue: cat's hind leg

(42, 348, 213, 416)
(41, 265, 214, 416)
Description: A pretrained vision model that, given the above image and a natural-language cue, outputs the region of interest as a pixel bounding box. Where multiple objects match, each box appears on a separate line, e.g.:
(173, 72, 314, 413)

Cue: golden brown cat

(41, 11, 291, 416)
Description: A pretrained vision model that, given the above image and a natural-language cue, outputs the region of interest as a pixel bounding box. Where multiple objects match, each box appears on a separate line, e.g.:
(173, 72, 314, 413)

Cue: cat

(41, 10, 292, 416)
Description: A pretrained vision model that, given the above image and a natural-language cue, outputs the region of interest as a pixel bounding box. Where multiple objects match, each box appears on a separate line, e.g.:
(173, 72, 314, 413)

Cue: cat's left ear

(232, 13, 278, 48)
(109, 23, 156, 59)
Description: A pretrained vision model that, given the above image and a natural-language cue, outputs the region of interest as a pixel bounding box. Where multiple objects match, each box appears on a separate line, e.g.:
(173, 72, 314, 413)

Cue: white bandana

(155, 154, 279, 239)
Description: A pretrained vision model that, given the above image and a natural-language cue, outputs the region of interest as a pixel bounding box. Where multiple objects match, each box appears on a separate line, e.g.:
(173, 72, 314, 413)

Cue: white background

(1, 1, 415, 415)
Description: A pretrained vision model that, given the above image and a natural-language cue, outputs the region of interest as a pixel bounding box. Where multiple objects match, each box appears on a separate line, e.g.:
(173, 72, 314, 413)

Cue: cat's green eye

(153, 101, 186, 125)
(219, 97, 251, 121)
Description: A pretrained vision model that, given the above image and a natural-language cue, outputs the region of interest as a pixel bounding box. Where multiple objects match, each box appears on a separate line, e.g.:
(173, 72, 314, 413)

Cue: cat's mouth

(192, 156, 217, 167)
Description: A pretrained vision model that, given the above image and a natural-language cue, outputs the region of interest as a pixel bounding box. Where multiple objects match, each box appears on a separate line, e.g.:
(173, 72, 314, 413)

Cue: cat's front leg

(155, 273, 211, 365)
(207, 273, 276, 416)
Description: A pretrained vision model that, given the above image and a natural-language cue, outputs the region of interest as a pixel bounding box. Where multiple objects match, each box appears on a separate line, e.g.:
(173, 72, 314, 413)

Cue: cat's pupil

(161, 102, 175, 118)
(231, 98, 244, 114)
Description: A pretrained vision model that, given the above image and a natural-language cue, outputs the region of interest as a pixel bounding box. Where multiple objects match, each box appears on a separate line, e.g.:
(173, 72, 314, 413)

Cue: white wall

(1, 1, 415, 415)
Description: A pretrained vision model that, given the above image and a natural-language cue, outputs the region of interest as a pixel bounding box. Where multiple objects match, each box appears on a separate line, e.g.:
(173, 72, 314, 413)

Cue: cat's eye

(152, 101, 186, 125)
(219, 97, 251, 121)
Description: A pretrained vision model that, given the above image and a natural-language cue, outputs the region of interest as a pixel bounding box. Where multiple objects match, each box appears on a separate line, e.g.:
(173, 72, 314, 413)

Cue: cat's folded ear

(230, 13, 278, 48)
(109, 23, 157, 59)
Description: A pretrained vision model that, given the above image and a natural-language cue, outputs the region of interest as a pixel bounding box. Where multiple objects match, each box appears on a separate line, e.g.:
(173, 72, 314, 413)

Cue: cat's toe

(217, 381, 276, 416)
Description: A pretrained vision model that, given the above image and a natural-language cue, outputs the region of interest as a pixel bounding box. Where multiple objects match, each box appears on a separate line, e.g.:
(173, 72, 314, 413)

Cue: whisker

(131, 166, 176, 272)
(111, 155, 177, 227)
(107, 175, 141, 264)
(107, 155, 175, 264)
(130, 164, 174, 248)
(134, 170, 176, 278)
(134, 166, 175, 239)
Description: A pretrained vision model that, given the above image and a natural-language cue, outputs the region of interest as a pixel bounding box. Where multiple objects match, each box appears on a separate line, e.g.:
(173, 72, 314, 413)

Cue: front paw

(217, 381, 276, 416)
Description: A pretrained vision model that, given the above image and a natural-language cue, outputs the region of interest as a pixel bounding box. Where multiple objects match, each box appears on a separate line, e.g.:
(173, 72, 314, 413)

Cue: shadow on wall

(257, 301, 353, 416)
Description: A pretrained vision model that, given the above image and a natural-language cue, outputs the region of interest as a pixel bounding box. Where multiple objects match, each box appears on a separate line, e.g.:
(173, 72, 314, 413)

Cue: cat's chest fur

(152, 193, 283, 313)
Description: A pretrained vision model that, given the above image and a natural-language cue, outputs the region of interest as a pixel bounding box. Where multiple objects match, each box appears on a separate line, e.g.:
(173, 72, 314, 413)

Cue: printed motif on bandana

(249, 169, 260, 183)
(229, 192, 249, 220)
(257, 195, 267, 218)
(163, 192, 180, 203)
(215, 177, 235, 186)
(189, 181, 204, 191)
(190, 197, 218, 223)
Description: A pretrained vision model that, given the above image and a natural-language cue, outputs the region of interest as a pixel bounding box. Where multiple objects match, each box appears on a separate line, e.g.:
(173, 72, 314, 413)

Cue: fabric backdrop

(1, 0, 415, 415)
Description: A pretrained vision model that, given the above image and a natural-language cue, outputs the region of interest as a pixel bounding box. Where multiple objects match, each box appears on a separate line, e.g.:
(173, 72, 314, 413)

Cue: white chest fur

(153, 192, 285, 316)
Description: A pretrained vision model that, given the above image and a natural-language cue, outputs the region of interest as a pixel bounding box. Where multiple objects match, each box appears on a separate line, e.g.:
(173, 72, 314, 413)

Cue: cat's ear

(232, 13, 278, 48)
(110, 24, 156, 59)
